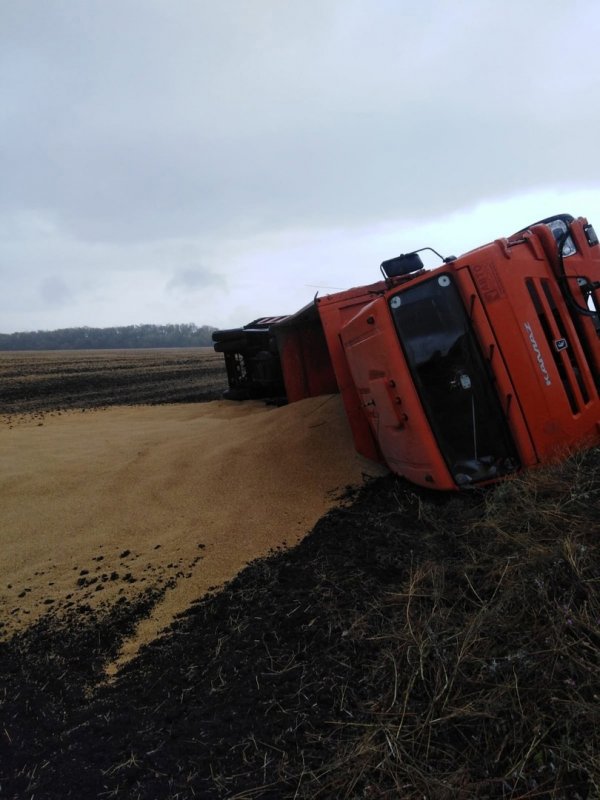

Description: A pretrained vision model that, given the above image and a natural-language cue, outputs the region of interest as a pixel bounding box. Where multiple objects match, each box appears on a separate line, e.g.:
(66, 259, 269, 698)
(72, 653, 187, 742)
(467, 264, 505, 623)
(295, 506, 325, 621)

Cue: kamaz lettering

(524, 322, 552, 386)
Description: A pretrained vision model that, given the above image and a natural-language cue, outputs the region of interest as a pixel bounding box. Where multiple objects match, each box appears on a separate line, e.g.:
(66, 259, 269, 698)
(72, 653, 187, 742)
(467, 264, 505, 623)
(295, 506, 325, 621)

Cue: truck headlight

(546, 218, 577, 257)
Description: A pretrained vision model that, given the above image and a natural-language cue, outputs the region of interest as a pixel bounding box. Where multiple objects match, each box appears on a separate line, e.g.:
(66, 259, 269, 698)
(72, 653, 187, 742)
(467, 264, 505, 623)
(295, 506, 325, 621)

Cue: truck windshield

(389, 275, 519, 485)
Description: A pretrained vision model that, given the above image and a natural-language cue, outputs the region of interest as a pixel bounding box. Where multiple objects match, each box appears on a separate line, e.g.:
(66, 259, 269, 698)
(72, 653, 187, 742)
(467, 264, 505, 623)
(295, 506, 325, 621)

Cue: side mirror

(381, 252, 424, 278)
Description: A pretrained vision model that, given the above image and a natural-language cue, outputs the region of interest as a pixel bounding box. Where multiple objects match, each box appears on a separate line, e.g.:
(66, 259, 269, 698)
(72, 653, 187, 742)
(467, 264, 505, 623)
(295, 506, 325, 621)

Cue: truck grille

(525, 278, 597, 414)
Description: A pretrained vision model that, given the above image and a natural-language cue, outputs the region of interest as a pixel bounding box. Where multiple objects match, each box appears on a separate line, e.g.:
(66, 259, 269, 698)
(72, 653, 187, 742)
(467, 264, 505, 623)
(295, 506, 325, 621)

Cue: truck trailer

(213, 213, 600, 490)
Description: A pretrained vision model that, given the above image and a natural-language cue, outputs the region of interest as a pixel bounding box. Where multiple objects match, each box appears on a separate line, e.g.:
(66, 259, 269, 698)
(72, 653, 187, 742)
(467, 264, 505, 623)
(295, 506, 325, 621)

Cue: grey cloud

(3, 1, 600, 247)
(166, 267, 226, 293)
(39, 276, 71, 306)
(1, 1, 600, 333)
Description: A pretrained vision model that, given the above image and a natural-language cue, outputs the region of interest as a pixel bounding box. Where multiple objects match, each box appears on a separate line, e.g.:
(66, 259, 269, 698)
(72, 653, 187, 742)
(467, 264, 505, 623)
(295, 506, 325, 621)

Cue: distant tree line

(0, 323, 218, 351)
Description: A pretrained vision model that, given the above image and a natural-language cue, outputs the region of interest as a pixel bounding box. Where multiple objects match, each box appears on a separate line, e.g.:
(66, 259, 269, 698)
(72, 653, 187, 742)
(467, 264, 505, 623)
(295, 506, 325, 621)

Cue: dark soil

(1, 354, 599, 799)
(0, 348, 227, 414)
(2, 464, 599, 799)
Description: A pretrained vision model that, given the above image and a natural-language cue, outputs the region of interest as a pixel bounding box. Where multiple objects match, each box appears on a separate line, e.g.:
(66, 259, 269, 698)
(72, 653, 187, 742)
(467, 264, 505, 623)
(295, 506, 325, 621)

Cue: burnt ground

(2, 462, 600, 800)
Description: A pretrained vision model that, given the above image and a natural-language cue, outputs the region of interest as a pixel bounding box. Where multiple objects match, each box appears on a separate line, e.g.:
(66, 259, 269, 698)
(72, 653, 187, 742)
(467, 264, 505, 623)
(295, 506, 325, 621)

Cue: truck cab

(214, 214, 600, 489)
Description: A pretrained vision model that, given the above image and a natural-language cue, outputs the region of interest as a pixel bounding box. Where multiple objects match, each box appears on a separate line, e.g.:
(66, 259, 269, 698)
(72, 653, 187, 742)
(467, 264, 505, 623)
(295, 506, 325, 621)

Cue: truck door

(339, 295, 454, 488)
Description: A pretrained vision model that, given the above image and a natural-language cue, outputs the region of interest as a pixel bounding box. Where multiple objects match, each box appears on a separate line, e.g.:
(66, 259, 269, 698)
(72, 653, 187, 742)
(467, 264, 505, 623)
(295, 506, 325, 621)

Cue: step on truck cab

(213, 214, 600, 489)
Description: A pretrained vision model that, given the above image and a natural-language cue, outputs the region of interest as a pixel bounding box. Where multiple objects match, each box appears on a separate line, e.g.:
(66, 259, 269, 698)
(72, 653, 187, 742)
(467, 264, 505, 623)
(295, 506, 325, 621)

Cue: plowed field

(0, 348, 227, 414)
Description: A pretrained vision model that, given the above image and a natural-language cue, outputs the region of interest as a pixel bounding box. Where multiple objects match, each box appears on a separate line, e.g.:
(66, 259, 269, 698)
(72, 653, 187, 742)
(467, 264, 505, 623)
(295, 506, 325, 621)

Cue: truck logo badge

(471, 261, 506, 303)
(524, 322, 552, 386)
(555, 338, 568, 352)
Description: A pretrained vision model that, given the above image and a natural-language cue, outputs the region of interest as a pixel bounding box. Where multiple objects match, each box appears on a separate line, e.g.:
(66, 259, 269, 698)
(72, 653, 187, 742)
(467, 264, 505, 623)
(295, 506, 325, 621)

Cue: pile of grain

(0, 396, 385, 663)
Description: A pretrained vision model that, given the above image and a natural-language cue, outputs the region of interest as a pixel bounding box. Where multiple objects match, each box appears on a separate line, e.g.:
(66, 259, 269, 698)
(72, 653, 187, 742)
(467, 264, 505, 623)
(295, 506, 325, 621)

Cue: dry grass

(307, 451, 600, 800)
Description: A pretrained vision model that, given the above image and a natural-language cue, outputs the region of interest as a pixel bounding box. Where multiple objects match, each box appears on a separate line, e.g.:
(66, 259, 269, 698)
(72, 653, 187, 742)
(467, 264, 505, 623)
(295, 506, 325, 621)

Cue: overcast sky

(2, 0, 600, 333)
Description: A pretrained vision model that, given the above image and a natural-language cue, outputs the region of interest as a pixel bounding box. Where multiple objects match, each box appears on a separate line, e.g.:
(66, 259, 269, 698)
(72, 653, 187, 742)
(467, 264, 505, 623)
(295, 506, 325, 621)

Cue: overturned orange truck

(213, 214, 600, 489)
